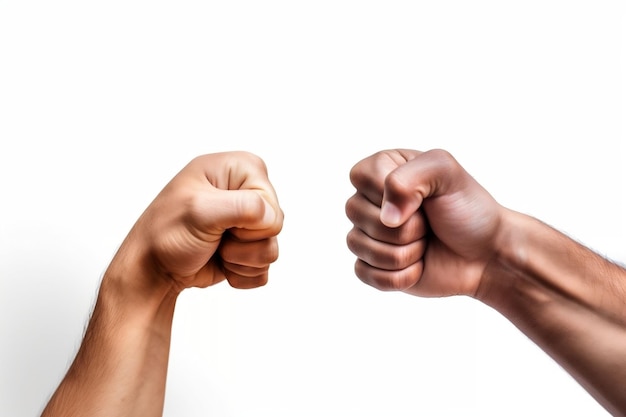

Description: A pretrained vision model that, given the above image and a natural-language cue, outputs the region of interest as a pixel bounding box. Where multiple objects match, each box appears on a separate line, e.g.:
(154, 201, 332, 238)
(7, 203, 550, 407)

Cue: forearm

(41, 246, 178, 417)
(478, 210, 626, 416)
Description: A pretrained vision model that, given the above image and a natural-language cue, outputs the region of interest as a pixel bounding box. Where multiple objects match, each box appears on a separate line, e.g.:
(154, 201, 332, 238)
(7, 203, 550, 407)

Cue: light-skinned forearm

(39, 151, 284, 417)
(478, 209, 626, 416)
(41, 242, 178, 417)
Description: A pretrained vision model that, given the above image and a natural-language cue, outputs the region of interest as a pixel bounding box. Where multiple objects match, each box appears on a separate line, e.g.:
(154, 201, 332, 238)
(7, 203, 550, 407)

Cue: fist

(346, 149, 504, 298)
(128, 151, 284, 292)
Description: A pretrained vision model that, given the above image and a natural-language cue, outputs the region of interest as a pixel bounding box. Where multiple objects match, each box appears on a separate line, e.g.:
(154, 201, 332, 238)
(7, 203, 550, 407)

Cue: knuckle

(186, 190, 212, 225)
(349, 164, 365, 188)
(238, 192, 266, 223)
(427, 148, 458, 171)
(383, 169, 409, 194)
(390, 246, 412, 270)
(345, 229, 360, 255)
(382, 269, 416, 291)
(344, 197, 360, 223)
(391, 224, 414, 245)
(237, 151, 267, 172)
(264, 239, 280, 263)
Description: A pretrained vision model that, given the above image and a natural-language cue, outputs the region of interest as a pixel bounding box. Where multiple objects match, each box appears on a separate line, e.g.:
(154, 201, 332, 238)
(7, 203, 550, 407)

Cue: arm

(41, 151, 284, 417)
(345, 148, 626, 416)
(479, 210, 626, 415)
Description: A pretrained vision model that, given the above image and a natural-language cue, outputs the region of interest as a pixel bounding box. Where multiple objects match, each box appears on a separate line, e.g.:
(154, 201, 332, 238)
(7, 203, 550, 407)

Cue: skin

(345, 148, 626, 416)
(40, 151, 284, 417)
(38, 148, 626, 415)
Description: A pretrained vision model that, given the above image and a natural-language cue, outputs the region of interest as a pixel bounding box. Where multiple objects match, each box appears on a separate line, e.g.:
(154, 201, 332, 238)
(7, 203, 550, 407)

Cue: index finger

(349, 149, 423, 206)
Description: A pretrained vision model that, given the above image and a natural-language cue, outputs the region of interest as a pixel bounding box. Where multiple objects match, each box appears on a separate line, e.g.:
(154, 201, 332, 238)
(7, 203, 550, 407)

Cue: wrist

(101, 234, 180, 330)
(475, 208, 626, 325)
(474, 209, 541, 309)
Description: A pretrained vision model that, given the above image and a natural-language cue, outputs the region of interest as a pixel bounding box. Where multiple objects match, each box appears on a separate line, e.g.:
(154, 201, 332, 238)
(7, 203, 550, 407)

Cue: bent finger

(346, 227, 427, 271)
(346, 192, 428, 245)
(219, 236, 279, 267)
(354, 259, 424, 292)
(381, 149, 466, 227)
(225, 270, 269, 289)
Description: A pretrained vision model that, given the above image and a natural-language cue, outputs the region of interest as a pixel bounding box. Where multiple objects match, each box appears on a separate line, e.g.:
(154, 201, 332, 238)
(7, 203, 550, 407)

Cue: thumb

(195, 189, 279, 236)
(380, 149, 462, 228)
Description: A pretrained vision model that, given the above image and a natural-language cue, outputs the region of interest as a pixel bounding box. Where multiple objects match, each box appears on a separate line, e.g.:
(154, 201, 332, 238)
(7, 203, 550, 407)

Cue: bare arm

(41, 259, 178, 416)
(41, 151, 284, 417)
(479, 209, 626, 415)
(345, 149, 626, 416)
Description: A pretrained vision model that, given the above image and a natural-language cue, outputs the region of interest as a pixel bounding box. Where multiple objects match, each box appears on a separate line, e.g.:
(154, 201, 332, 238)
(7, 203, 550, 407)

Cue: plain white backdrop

(1, 1, 625, 416)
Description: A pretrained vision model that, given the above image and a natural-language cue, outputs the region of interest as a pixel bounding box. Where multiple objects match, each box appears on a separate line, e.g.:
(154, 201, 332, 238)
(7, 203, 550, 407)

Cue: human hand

(345, 149, 505, 298)
(116, 151, 284, 293)
(41, 151, 283, 417)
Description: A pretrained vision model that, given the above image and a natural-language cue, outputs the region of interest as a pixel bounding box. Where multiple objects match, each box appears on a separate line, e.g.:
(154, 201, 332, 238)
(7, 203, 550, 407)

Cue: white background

(1, 1, 625, 416)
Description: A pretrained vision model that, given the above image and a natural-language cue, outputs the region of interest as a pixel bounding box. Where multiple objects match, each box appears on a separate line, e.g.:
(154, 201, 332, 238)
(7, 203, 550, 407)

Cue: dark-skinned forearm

(477, 210, 626, 416)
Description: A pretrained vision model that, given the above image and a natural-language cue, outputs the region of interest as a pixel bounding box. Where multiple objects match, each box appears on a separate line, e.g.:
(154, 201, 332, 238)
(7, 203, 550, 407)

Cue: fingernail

(380, 201, 402, 227)
(262, 199, 276, 225)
